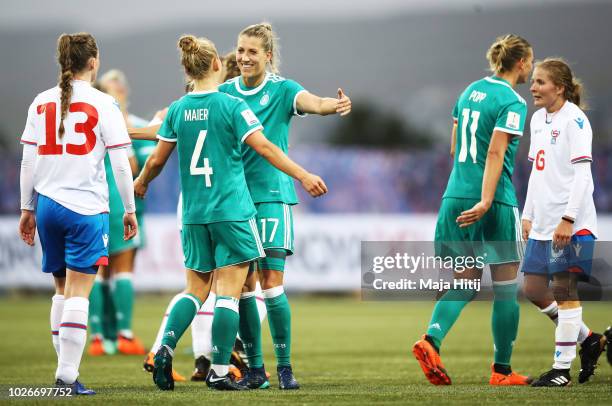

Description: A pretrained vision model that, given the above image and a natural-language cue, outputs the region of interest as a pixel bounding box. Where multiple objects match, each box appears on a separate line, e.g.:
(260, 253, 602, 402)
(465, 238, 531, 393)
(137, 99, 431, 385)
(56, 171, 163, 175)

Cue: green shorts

(254, 202, 294, 255)
(434, 197, 523, 264)
(182, 218, 265, 273)
(108, 209, 139, 255)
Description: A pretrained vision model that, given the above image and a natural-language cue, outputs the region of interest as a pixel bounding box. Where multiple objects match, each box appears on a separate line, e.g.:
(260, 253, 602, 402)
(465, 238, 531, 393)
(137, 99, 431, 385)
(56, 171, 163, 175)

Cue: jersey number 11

(458, 108, 480, 163)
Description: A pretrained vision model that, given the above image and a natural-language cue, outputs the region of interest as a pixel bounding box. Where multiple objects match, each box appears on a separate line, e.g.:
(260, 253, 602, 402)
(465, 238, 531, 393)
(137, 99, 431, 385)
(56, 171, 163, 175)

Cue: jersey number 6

(37, 102, 98, 155)
(190, 130, 214, 187)
(458, 108, 480, 163)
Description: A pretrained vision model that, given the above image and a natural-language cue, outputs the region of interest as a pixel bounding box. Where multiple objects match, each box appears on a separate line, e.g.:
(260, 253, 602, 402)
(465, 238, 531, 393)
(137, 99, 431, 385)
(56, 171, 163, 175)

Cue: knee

(522, 282, 544, 303)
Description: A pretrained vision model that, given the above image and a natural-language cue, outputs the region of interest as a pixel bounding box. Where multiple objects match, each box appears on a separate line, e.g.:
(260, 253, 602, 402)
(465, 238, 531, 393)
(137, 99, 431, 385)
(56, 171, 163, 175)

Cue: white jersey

(20, 80, 131, 215)
(525, 101, 597, 240)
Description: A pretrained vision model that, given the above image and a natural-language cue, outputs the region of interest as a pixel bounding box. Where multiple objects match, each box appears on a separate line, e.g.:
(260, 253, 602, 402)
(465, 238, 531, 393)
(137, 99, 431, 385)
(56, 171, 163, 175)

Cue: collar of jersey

(235, 72, 270, 96)
(486, 75, 512, 87)
(72, 79, 91, 87)
(187, 89, 218, 96)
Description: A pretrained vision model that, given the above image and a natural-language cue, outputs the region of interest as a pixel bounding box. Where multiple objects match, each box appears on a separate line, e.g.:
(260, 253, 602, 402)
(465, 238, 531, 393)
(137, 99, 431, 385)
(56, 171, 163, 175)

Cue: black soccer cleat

(191, 355, 211, 382)
(277, 365, 300, 390)
(604, 326, 612, 366)
(153, 345, 174, 390)
(531, 368, 571, 387)
(55, 378, 96, 395)
(578, 332, 607, 383)
(237, 365, 270, 389)
(205, 369, 249, 391)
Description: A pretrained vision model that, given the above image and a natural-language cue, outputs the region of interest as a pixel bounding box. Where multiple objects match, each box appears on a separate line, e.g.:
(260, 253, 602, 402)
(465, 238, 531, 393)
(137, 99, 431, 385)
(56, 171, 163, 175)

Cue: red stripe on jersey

(571, 155, 592, 163)
(21, 139, 37, 146)
(106, 142, 132, 149)
(575, 229, 593, 236)
(95, 256, 109, 266)
(528, 156, 534, 162)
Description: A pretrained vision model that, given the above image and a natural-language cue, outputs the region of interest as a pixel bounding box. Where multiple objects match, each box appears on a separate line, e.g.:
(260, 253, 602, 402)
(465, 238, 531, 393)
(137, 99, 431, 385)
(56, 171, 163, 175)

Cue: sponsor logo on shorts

(102, 234, 109, 248)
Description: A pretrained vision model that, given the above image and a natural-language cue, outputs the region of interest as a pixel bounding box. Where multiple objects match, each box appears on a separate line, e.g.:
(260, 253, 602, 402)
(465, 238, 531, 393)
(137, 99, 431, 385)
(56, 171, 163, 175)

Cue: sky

(0, 0, 590, 36)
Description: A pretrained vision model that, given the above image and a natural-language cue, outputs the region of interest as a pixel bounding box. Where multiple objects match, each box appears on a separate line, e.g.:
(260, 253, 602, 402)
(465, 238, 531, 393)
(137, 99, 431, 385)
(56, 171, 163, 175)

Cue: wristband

(562, 216, 575, 224)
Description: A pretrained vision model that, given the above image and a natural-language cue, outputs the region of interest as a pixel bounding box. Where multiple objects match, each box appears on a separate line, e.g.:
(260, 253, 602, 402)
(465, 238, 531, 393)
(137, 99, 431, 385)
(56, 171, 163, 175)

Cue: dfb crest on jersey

(260, 92, 270, 106)
(551, 129, 560, 144)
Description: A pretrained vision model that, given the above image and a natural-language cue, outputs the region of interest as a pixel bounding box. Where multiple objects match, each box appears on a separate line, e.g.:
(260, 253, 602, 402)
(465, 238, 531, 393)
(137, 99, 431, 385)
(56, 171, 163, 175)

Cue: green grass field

(0, 295, 610, 405)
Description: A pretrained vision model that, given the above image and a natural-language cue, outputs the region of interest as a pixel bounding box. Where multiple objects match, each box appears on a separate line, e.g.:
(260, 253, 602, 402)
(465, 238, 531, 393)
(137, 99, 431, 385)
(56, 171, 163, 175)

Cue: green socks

(212, 296, 240, 366)
(426, 287, 477, 349)
(113, 273, 134, 336)
(161, 293, 202, 351)
(88, 279, 103, 337)
(492, 282, 519, 366)
(263, 286, 292, 367)
(101, 279, 117, 341)
(238, 293, 264, 368)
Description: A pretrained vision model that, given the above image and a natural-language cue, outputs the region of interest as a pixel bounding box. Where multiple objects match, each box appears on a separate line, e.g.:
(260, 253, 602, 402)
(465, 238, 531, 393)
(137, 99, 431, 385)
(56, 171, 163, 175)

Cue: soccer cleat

(237, 366, 270, 389)
(230, 338, 249, 374)
(205, 369, 249, 391)
(153, 345, 174, 391)
(103, 339, 117, 355)
(412, 335, 451, 385)
(578, 332, 607, 383)
(117, 334, 147, 355)
(489, 364, 532, 385)
(604, 326, 612, 366)
(55, 378, 96, 395)
(88, 336, 105, 356)
(191, 355, 211, 381)
(277, 365, 300, 390)
(531, 368, 571, 387)
(144, 351, 186, 382)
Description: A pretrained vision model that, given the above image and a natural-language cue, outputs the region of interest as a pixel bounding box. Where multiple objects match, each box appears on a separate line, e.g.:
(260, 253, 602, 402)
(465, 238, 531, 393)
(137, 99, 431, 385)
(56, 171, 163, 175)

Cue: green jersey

(129, 114, 156, 215)
(158, 90, 263, 224)
(219, 72, 306, 205)
(443, 76, 527, 207)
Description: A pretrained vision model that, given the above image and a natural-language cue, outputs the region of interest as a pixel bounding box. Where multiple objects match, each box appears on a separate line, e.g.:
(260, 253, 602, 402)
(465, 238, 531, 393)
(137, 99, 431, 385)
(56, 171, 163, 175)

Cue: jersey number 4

(458, 108, 480, 163)
(190, 130, 213, 187)
(37, 102, 98, 155)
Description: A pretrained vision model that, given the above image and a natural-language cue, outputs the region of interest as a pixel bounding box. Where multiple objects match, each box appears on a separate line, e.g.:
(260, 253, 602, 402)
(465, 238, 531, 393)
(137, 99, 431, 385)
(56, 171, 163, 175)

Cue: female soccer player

(222, 22, 351, 390)
(412, 34, 533, 386)
(88, 69, 150, 356)
(522, 59, 605, 387)
(133, 34, 327, 391)
(18, 32, 137, 394)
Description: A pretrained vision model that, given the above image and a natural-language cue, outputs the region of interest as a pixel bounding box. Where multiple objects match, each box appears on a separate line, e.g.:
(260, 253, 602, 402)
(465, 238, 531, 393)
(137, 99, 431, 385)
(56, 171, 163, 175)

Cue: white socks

(50, 294, 65, 359)
(541, 301, 591, 343)
(56, 297, 89, 384)
(553, 307, 582, 370)
(151, 293, 183, 354)
(192, 292, 215, 359)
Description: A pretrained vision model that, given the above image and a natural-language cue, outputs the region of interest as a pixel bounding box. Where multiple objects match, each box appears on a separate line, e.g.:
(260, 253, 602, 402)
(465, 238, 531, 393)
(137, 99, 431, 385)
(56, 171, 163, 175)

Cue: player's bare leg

(489, 263, 530, 385)
(413, 266, 481, 385)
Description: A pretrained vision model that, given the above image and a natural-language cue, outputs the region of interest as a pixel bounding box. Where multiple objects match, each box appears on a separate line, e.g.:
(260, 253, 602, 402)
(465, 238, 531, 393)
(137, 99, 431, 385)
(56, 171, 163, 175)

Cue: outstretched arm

(245, 131, 327, 197)
(296, 88, 351, 116)
(128, 124, 161, 141)
(133, 140, 176, 198)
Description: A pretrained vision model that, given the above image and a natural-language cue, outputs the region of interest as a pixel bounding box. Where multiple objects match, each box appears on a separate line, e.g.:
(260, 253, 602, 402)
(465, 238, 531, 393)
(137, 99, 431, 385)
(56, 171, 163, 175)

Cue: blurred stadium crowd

(2, 144, 611, 215)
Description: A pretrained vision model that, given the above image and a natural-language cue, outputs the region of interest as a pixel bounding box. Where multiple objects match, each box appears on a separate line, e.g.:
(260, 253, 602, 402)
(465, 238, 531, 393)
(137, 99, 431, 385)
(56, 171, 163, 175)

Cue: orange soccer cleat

(412, 335, 452, 385)
(88, 336, 106, 356)
(489, 364, 532, 386)
(143, 351, 187, 382)
(117, 334, 147, 355)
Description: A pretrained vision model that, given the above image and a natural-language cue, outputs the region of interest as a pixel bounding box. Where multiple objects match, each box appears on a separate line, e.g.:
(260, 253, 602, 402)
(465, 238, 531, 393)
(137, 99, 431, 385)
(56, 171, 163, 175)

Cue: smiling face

(530, 66, 564, 109)
(236, 35, 271, 82)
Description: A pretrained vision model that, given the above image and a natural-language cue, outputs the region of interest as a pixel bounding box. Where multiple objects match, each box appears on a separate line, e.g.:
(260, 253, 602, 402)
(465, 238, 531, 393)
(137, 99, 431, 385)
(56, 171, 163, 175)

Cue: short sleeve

(20, 100, 38, 146)
(232, 100, 263, 143)
(494, 100, 527, 137)
(568, 113, 592, 164)
(157, 101, 178, 143)
(99, 98, 132, 150)
(283, 79, 307, 117)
